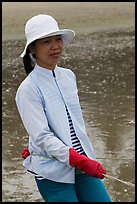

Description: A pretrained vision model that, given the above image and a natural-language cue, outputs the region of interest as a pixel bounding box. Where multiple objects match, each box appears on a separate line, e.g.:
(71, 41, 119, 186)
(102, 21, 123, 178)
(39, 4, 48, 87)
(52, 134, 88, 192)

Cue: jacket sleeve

(15, 81, 70, 165)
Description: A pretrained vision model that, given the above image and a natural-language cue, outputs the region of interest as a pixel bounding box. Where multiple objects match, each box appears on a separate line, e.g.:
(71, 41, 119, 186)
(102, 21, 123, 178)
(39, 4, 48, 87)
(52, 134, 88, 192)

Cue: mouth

(49, 52, 61, 57)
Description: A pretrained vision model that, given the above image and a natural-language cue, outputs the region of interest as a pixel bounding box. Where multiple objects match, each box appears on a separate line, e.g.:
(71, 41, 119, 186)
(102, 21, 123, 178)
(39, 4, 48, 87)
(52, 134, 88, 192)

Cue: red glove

(69, 148, 106, 179)
(22, 146, 30, 159)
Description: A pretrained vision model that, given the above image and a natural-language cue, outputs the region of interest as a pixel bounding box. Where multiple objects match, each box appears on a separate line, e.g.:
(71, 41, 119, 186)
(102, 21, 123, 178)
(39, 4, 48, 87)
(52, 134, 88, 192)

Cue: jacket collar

(34, 64, 60, 79)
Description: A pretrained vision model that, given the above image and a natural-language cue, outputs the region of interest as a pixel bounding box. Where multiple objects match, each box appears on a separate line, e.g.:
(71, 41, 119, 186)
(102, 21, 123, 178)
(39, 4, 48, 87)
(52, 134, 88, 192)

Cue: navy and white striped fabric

(65, 106, 86, 155)
(27, 105, 86, 179)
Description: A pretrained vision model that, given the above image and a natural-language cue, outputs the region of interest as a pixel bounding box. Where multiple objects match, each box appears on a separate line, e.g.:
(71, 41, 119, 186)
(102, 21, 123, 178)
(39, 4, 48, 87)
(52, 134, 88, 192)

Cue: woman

(15, 14, 111, 202)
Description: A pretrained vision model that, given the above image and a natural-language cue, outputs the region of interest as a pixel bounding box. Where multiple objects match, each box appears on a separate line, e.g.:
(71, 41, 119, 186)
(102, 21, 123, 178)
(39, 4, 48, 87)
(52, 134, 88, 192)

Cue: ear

(28, 43, 35, 55)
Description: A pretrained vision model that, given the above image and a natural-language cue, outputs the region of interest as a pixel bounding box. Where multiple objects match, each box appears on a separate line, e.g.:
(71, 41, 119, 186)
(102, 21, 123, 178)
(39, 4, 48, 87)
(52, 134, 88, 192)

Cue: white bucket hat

(21, 14, 75, 57)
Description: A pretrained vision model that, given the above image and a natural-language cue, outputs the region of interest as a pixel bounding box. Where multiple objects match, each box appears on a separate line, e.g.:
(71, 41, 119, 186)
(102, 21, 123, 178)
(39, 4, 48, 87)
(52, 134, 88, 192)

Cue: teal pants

(35, 172, 111, 202)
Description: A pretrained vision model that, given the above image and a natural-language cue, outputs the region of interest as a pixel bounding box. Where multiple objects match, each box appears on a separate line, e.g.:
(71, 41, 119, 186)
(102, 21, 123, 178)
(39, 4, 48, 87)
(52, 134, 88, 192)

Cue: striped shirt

(32, 106, 86, 179)
(65, 105, 86, 155)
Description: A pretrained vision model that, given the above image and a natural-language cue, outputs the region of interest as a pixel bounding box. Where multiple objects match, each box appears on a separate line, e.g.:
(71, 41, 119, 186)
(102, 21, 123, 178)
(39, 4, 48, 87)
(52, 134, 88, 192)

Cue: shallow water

(2, 30, 135, 202)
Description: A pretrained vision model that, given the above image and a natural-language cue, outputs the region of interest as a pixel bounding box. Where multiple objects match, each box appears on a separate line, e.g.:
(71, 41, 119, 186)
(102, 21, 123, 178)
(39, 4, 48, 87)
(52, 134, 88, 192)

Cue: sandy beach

(2, 2, 135, 40)
(2, 2, 135, 202)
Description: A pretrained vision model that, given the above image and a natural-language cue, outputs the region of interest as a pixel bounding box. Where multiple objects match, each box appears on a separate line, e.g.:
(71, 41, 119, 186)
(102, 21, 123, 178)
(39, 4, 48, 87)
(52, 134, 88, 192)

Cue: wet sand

(2, 2, 135, 202)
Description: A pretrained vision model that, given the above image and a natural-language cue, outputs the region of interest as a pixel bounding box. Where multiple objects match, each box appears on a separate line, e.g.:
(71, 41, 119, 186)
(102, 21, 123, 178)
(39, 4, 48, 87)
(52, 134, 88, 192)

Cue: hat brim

(21, 29, 75, 57)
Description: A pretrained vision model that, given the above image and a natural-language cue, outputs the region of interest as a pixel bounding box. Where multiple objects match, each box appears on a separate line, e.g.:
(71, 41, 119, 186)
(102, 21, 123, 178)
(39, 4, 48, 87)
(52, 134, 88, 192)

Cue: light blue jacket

(15, 64, 96, 183)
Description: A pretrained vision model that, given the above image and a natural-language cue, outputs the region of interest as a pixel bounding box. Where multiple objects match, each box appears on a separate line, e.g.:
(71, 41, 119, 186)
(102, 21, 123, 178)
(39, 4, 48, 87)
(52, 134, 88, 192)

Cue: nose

(51, 42, 60, 50)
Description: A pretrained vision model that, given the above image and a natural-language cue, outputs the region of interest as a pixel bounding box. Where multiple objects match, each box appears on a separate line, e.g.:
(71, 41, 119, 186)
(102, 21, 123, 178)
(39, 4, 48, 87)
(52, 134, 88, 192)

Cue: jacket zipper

(52, 70, 67, 106)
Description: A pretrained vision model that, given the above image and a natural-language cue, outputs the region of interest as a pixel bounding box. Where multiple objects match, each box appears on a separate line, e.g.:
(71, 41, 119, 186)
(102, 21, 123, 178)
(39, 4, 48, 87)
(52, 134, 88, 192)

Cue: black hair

(22, 48, 34, 75)
(22, 41, 36, 76)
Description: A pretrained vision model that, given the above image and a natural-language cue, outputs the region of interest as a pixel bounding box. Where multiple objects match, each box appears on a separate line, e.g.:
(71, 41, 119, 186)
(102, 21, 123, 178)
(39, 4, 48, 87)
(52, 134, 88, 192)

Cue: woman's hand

(69, 148, 106, 179)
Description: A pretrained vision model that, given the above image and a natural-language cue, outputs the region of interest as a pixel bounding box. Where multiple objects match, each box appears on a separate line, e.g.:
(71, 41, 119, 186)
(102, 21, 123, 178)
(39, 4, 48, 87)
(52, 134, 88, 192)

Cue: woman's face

(29, 35, 64, 70)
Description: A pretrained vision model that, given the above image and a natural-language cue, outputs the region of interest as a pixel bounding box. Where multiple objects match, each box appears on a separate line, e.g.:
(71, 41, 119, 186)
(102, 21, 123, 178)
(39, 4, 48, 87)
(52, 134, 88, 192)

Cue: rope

(102, 173, 135, 188)
(31, 153, 135, 188)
